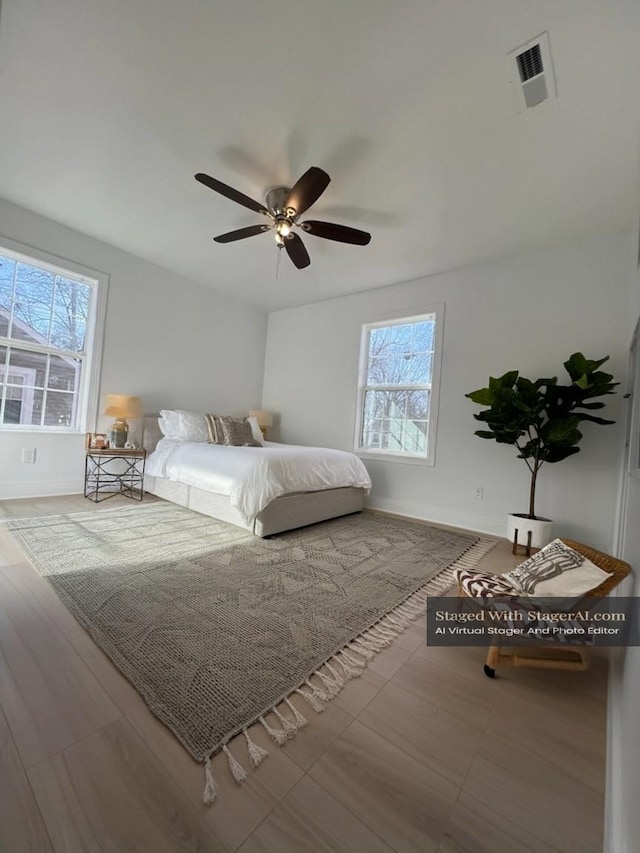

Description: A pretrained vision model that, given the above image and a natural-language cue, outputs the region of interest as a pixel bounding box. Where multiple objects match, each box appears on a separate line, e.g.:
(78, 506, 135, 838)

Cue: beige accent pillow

(504, 539, 610, 596)
(204, 413, 226, 444)
(205, 415, 261, 447)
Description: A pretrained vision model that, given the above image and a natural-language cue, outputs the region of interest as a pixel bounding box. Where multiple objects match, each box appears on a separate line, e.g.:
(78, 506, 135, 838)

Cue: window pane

(7, 348, 47, 388)
(408, 353, 432, 383)
(44, 390, 75, 426)
(50, 277, 90, 352)
(413, 320, 435, 352)
(361, 387, 430, 454)
(388, 323, 413, 354)
(11, 262, 54, 344)
(407, 389, 430, 419)
(0, 257, 15, 337)
(2, 386, 43, 426)
(366, 324, 434, 387)
(368, 325, 391, 357)
(403, 420, 427, 453)
(48, 354, 80, 393)
(366, 355, 386, 384)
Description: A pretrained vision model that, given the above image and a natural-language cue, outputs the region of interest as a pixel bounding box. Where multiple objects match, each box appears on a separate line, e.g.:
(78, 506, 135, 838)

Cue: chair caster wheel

(484, 664, 496, 679)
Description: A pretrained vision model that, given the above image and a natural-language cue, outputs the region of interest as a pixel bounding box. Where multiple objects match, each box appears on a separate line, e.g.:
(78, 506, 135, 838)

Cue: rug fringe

(222, 744, 247, 784)
(284, 697, 308, 728)
(259, 714, 288, 745)
(202, 757, 218, 805)
(273, 706, 298, 737)
(243, 728, 269, 767)
(295, 686, 326, 712)
(202, 535, 496, 806)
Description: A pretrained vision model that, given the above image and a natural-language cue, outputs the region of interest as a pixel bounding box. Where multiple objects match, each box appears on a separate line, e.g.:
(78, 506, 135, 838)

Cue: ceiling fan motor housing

(265, 186, 292, 217)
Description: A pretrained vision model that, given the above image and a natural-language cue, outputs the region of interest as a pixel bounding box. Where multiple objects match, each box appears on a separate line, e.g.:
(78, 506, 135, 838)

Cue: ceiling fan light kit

(194, 166, 371, 270)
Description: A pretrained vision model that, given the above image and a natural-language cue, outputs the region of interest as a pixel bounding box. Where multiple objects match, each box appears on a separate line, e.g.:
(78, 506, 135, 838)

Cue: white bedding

(146, 439, 372, 524)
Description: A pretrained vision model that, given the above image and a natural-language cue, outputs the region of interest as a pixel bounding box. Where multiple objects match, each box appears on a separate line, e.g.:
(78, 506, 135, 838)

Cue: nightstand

(84, 448, 147, 502)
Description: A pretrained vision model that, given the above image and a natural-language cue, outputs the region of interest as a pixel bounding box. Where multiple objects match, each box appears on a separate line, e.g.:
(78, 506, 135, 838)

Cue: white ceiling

(0, 0, 638, 311)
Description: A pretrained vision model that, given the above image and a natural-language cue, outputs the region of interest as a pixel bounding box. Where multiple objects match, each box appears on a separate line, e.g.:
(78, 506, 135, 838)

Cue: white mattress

(146, 439, 371, 525)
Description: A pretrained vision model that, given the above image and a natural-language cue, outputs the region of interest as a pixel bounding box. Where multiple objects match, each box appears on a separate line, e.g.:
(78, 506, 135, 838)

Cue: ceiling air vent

(516, 44, 543, 83)
(508, 31, 557, 112)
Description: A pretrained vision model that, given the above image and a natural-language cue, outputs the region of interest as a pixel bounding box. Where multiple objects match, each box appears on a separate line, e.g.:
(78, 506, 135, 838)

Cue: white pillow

(247, 416, 265, 444)
(158, 410, 180, 438)
(504, 539, 610, 597)
(158, 410, 208, 442)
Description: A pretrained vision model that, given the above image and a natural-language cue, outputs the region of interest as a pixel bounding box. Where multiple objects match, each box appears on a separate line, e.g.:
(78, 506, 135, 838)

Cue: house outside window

(0, 242, 107, 431)
(355, 306, 444, 465)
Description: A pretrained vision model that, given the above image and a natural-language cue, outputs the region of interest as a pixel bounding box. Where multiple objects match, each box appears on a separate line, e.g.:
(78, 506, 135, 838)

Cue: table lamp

(104, 395, 142, 448)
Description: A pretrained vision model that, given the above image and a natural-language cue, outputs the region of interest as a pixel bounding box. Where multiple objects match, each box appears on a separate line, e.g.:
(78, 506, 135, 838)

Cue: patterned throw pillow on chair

(455, 569, 520, 599)
(503, 539, 609, 596)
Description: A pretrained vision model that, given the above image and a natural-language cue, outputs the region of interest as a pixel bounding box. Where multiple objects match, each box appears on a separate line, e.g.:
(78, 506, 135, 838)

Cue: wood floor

(0, 495, 608, 853)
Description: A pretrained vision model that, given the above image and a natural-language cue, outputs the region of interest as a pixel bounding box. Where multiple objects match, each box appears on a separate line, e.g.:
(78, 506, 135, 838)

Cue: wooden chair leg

(484, 644, 500, 678)
(483, 642, 590, 677)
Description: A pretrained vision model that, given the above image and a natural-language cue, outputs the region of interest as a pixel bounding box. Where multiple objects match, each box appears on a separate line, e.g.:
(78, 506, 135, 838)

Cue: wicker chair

(457, 539, 631, 678)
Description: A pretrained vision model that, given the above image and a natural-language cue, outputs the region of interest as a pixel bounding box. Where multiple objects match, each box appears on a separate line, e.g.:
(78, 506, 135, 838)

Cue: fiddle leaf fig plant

(465, 353, 618, 519)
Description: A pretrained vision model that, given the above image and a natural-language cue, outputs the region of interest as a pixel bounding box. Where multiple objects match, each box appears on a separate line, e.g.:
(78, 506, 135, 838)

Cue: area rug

(5, 502, 495, 802)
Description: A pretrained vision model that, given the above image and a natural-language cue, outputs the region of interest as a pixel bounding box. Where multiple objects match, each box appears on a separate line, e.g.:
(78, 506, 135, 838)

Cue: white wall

(263, 232, 632, 551)
(0, 198, 267, 498)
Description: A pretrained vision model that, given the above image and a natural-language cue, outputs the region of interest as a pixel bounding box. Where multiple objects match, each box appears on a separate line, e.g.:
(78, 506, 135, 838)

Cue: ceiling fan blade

(284, 232, 311, 269)
(301, 220, 371, 245)
(284, 167, 330, 217)
(213, 224, 271, 244)
(195, 173, 268, 215)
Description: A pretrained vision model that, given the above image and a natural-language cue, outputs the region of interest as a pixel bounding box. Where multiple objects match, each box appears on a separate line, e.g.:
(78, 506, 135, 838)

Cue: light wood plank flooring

(0, 495, 608, 852)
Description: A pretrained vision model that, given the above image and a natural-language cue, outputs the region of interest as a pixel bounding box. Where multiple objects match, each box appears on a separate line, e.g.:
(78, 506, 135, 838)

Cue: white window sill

(0, 427, 86, 436)
(356, 450, 435, 467)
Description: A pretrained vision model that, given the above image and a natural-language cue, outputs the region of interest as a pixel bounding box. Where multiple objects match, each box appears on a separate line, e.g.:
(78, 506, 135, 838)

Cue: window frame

(0, 236, 108, 434)
(354, 304, 444, 466)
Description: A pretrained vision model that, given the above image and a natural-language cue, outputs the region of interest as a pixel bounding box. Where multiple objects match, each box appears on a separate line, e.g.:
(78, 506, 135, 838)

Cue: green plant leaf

(543, 446, 581, 463)
(465, 388, 494, 405)
(564, 352, 610, 381)
(540, 417, 581, 443)
(488, 371, 519, 391)
(577, 414, 616, 425)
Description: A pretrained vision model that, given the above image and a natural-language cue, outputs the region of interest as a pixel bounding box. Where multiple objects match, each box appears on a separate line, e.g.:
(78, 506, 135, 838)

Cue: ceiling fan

(194, 166, 371, 269)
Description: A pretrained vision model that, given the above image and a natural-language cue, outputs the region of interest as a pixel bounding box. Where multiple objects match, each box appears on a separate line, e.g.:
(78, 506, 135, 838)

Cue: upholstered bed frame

(141, 417, 365, 537)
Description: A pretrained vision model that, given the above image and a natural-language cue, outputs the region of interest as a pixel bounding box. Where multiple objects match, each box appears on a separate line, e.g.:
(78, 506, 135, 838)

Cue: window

(355, 307, 443, 464)
(0, 242, 106, 431)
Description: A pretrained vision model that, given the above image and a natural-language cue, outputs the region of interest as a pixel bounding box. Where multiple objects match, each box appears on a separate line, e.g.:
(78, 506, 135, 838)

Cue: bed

(142, 415, 372, 536)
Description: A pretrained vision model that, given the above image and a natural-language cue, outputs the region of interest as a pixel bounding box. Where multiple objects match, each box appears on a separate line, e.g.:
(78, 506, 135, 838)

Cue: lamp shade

(249, 409, 273, 428)
(104, 395, 143, 419)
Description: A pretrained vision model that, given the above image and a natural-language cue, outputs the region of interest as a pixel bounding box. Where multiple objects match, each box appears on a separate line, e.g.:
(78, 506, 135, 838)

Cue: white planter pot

(507, 513, 554, 554)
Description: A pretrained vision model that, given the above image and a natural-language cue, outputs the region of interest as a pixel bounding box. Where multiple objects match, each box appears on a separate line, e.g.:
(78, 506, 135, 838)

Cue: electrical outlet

(21, 448, 37, 464)
(474, 486, 484, 500)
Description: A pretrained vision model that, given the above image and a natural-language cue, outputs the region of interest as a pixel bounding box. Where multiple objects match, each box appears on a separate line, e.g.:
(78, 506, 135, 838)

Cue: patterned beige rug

(6, 502, 495, 803)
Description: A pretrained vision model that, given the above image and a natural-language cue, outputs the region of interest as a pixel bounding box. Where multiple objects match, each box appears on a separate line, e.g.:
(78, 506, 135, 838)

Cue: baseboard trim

(0, 480, 83, 500)
(364, 496, 506, 539)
